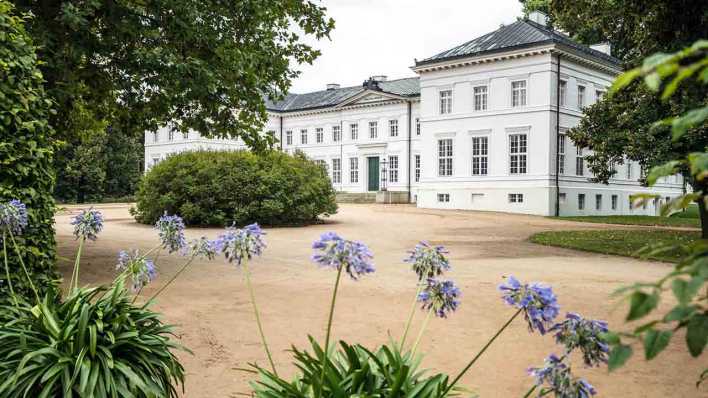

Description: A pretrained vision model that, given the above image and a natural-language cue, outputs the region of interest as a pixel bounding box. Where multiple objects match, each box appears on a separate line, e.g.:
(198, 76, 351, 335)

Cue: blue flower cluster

(549, 313, 609, 367)
(186, 236, 218, 260)
(216, 223, 266, 265)
(528, 354, 596, 398)
(418, 278, 461, 318)
(155, 213, 187, 253)
(499, 276, 560, 334)
(71, 208, 104, 241)
(0, 199, 28, 236)
(404, 241, 451, 280)
(311, 232, 374, 280)
(116, 249, 157, 292)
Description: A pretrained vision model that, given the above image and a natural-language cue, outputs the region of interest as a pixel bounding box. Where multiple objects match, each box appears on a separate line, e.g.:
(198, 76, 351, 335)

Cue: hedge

(132, 150, 338, 226)
(0, 1, 58, 297)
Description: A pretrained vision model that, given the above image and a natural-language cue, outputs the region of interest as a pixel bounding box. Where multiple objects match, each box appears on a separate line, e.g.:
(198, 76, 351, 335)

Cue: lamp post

(380, 157, 388, 192)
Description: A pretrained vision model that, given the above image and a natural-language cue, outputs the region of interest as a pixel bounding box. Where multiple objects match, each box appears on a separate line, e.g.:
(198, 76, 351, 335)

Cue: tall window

(509, 134, 527, 174)
(332, 125, 341, 142)
(471, 136, 488, 175)
(626, 161, 632, 179)
(183, 131, 189, 140)
(168, 130, 174, 141)
(578, 194, 585, 210)
(332, 158, 341, 184)
(439, 90, 452, 114)
(595, 194, 602, 210)
(575, 147, 584, 176)
(558, 134, 566, 174)
(389, 120, 398, 137)
(438, 138, 453, 176)
(473, 86, 488, 111)
(388, 155, 399, 183)
(611, 195, 618, 210)
(152, 156, 160, 166)
(350, 123, 358, 140)
(416, 118, 420, 135)
(369, 121, 378, 139)
(559, 80, 567, 107)
(577, 85, 586, 108)
(152, 132, 159, 143)
(349, 157, 358, 183)
(511, 80, 527, 107)
(300, 129, 308, 145)
(415, 154, 421, 182)
(316, 127, 324, 143)
(314, 159, 326, 169)
(596, 90, 605, 101)
(286, 130, 293, 145)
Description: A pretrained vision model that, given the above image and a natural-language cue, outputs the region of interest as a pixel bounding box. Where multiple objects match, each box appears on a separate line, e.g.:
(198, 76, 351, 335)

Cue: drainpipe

(279, 115, 283, 151)
(554, 54, 562, 217)
(407, 100, 412, 203)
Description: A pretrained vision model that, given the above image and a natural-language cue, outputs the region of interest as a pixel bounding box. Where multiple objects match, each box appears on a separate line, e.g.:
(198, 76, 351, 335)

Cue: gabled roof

(416, 19, 621, 67)
(266, 77, 420, 112)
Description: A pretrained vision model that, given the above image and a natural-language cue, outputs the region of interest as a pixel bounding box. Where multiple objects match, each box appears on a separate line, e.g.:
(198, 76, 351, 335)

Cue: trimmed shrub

(132, 150, 337, 226)
(0, 1, 58, 297)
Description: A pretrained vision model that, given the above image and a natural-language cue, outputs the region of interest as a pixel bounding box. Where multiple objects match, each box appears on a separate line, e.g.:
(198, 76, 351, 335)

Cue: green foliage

(0, 1, 58, 297)
(132, 150, 338, 226)
(251, 337, 465, 398)
(0, 278, 186, 397)
(554, 215, 700, 228)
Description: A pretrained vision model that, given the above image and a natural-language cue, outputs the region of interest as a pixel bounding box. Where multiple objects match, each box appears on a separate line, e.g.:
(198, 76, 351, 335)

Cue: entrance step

(336, 192, 377, 203)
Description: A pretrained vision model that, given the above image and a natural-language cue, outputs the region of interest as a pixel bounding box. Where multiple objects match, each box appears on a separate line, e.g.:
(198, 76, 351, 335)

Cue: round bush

(132, 150, 338, 226)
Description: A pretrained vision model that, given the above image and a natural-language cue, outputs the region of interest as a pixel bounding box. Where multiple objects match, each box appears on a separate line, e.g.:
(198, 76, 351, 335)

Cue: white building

(144, 12, 683, 216)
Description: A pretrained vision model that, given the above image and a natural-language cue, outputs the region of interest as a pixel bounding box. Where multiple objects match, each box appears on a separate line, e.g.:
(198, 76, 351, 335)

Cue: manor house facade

(144, 12, 683, 216)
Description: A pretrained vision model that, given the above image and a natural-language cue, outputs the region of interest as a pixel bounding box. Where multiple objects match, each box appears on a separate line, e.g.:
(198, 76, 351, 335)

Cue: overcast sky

(290, 0, 523, 93)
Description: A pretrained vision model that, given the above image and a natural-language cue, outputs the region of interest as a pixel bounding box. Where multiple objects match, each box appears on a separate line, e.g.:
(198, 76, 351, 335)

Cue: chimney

(590, 42, 612, 56)
(370, 75, 388, 82)
(326, 83, 340, 91)
(528, 11, 549, 26)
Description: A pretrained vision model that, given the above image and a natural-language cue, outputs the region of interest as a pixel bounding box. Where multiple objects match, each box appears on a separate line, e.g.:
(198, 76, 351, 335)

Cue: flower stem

(410, 307, 433, 356)
(2, 232, 18, 306)
(443, 308, 523, 396)
(243, 260, 278, 376)
(70, 237, 85, 293)
(147, 254, 196, 302)
(399, 282, 424, 349)
(523, 384, 538, 398)
(317, 265, 344, 398)
(8, 231, 39, 303)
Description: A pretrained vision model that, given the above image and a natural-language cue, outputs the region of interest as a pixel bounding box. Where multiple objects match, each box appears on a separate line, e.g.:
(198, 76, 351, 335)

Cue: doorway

(367, 157, 380, 191)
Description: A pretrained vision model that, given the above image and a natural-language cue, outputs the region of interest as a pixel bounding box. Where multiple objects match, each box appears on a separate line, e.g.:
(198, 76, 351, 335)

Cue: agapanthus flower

(155, 213, 187, 253)
(185, 236, 218, 260)
(549, 313, 609, 367)
(0, 199, 28, 236)
(116, 249, 157, 292)
(528, 354, 596, 398)
(404, 241, 451, 280)
(418, 278, 461, 318)
(215, 223, 266, 265)
(71, 208, 104, 241)
(499, 275, 560, 334)
(311, 232, 374, 280)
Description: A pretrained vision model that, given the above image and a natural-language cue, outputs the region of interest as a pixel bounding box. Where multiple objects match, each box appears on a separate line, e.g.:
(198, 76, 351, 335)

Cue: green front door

(367, 157, 380, 191)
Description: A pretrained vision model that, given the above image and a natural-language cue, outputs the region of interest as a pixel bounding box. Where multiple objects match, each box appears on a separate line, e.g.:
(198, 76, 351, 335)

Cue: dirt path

(55, 204, 706, 397)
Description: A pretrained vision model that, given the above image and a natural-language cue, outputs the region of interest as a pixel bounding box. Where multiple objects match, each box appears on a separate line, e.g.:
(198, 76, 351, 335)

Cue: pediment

(336, 89, 407, 108)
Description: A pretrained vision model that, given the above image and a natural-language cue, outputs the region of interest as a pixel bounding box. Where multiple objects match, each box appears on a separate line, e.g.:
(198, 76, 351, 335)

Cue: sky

(290, 0, 523, 93)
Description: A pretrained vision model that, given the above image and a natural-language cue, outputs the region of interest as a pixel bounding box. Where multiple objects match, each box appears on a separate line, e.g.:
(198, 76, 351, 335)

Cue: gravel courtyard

(55, 204, 706, 397)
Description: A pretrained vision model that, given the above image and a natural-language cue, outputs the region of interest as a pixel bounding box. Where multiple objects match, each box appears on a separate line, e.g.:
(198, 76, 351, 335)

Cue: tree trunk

(697, 196, 708, 239)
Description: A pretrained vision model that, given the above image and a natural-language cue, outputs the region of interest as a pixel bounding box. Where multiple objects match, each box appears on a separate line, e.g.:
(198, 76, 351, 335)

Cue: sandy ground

(54, 204, 706, 398)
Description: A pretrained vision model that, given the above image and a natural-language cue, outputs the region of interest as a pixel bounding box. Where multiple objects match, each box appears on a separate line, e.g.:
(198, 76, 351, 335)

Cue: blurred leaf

(627, 291, 659, 321)
(644, 329, 672, 360)
(686, 315, 708, 357)
(608, 344, 633, 371)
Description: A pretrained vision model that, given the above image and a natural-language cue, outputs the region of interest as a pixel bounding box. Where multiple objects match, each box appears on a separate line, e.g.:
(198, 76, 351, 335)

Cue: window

(416, 118, 420, 135)
(168, 130, 174, 141)
(151, 157, 160, 166)
(578, 194, 585, 210)
(511, 80, 527, 107)
(415, 154, 421, 182)
(438, 138, 453, 176)
(508, 193, 524, 203)
(369, 121, 378, 139)
(153, 132, 159, 143)
(388, 120, 398, 137)
(558, 134, 566, 174)
(595, 194, 602, 210)
(350, 123, 358, 140)
(509, 134, 527, 174)
(611, 195, 618, 210)
(332, 125, 341, 142)
(626, 161, 632, 179)
(316, 127, 324, 143)
(596, 90, 605, 101)
(332, 158, 341, 183)
(437, 193, 450, 203)
(439, 90, 452, 114)
(350, 157, 358, 183)
(300, 129, 308, 145)
(472, 136, 488, 175)
(577, 85, 586, 108)
(473, 86, 488, 111)
(183, 132, 189, 140)
(559, 80, 567, 107)
(314, 159, 326, 169)
(286, 130, 293, 145)
(576, 147, 584, 176)
(559, 193, 567, 204)
(388, 155, 399, 183)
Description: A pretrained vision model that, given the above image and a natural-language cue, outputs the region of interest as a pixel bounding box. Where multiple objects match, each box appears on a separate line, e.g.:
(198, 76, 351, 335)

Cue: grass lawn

(530, 229, 701, 263)
(554, 215, 700, 228)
